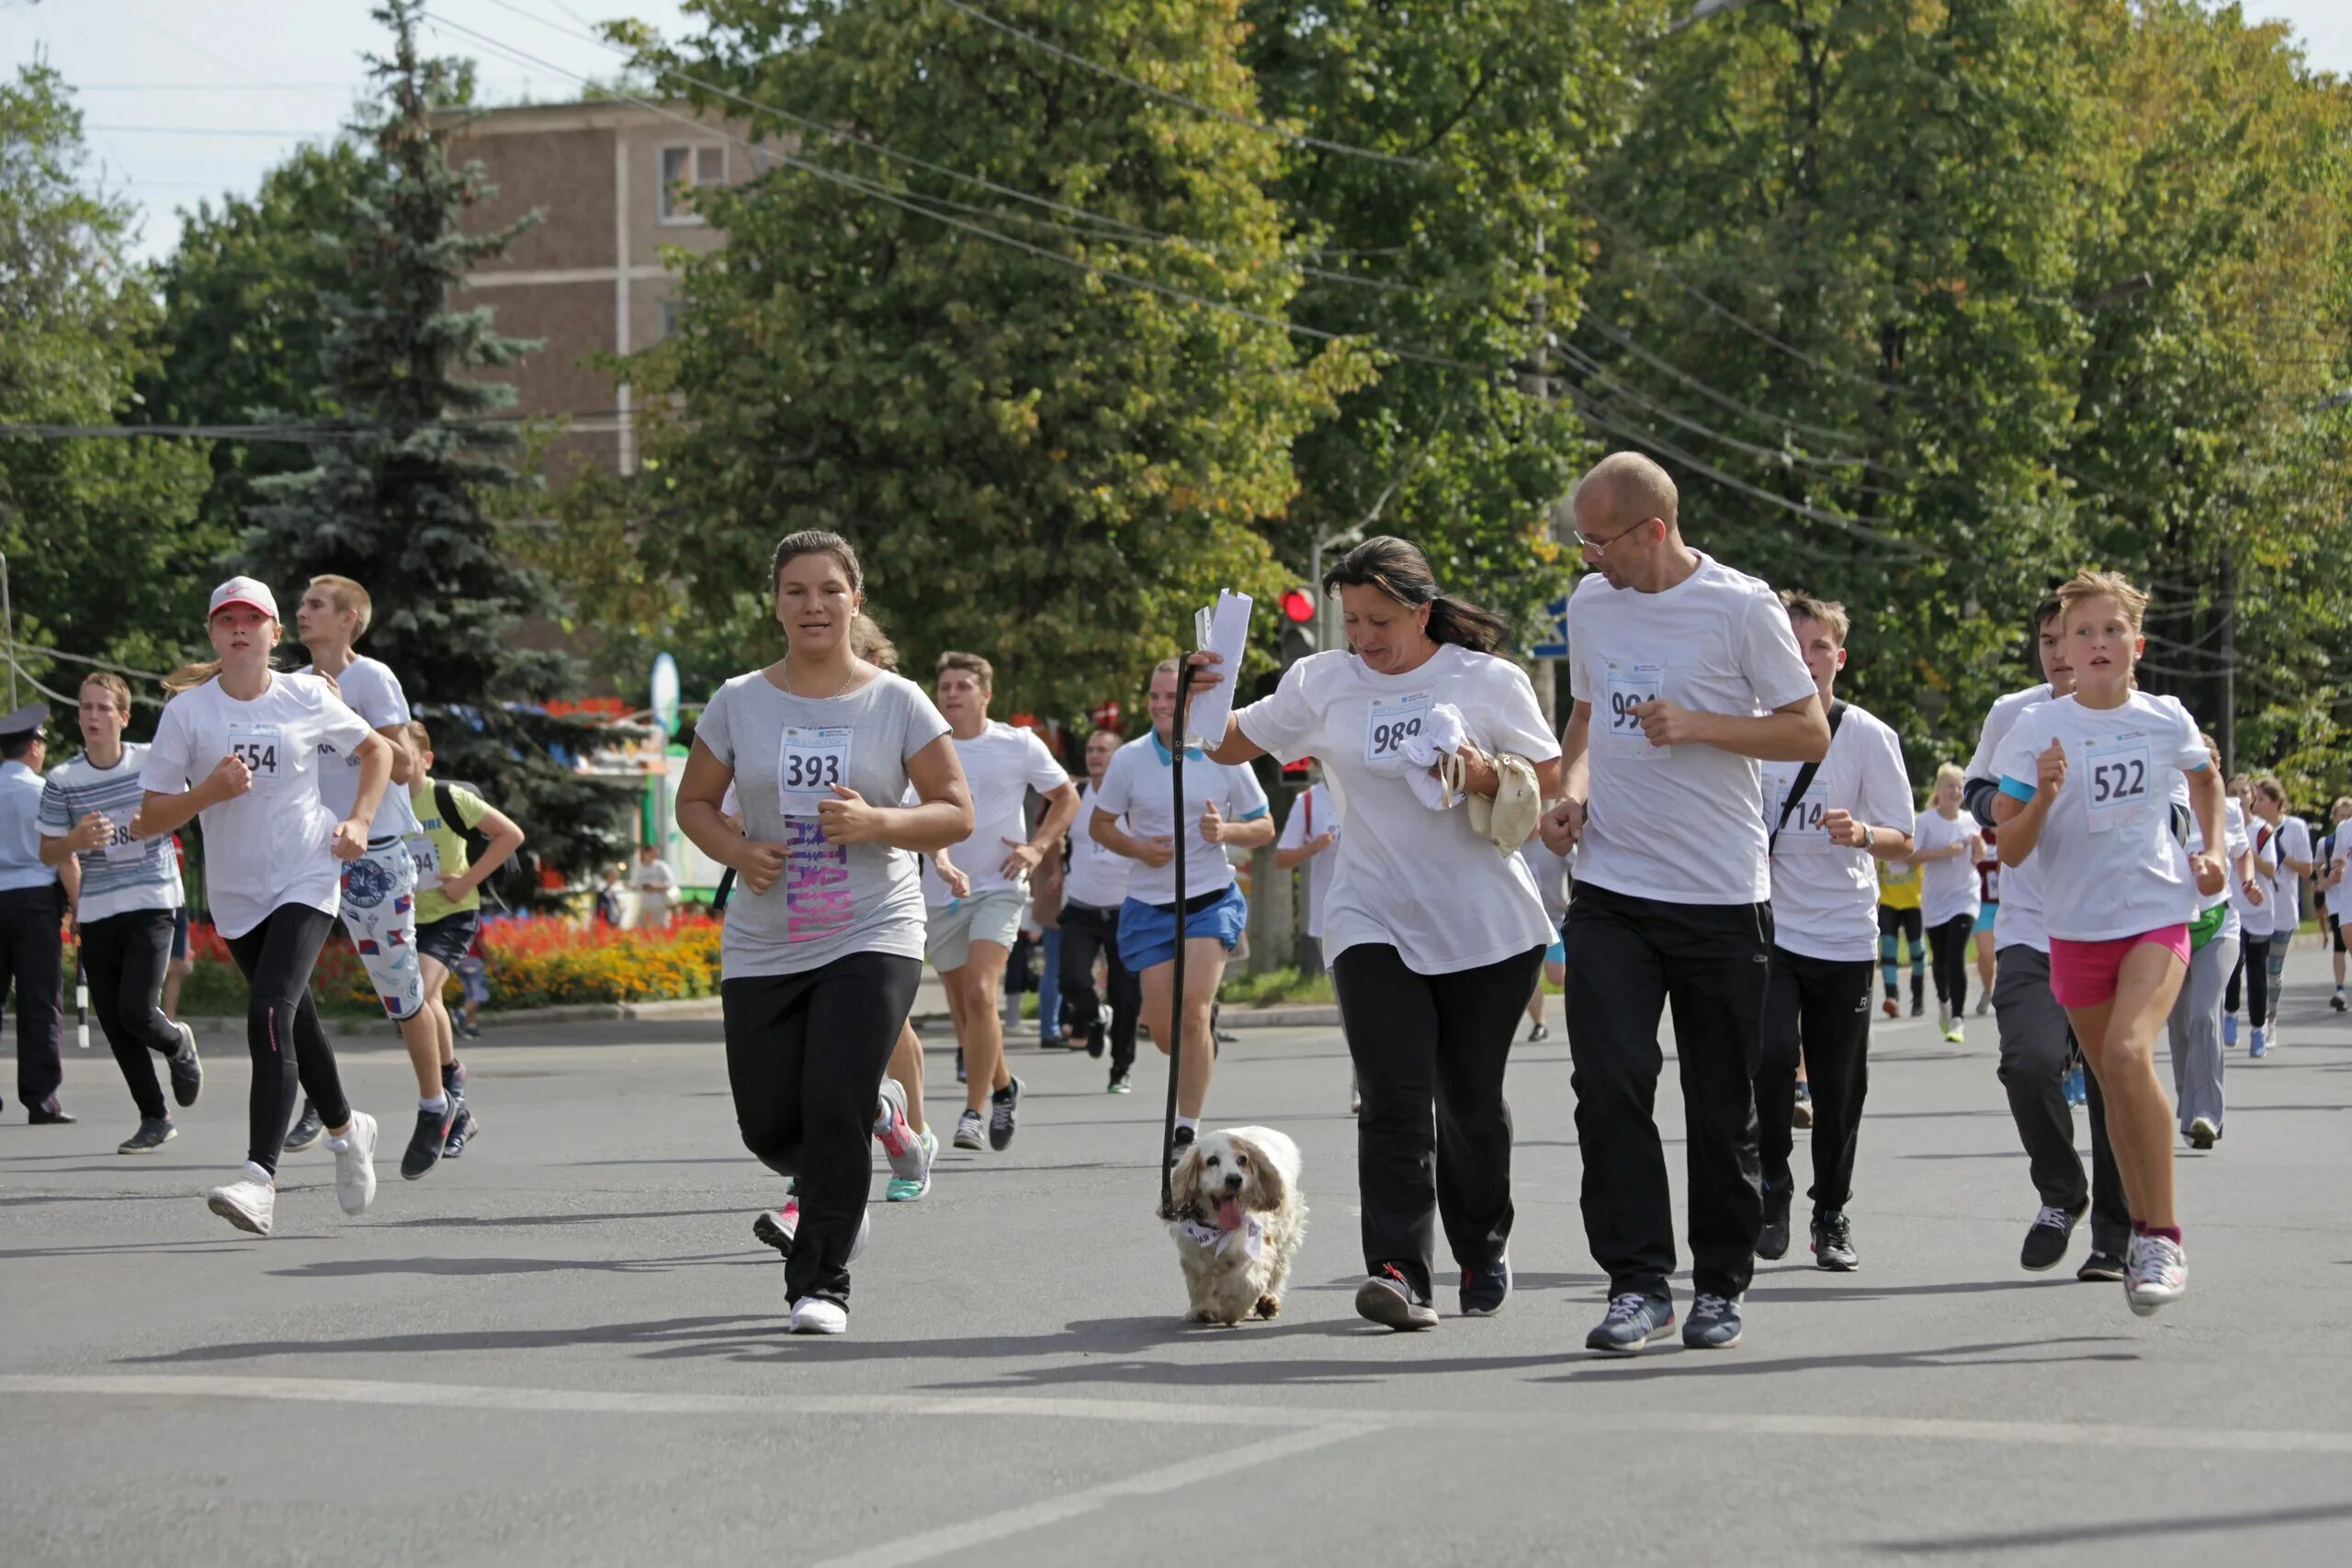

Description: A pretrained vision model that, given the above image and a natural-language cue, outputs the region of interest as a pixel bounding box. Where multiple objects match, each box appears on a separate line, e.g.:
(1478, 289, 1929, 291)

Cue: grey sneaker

(166, 1021, 203, 1108)
(118, 1117, 176, 1155)
(988, 1076, 1023, 1151)
(1682, 1292, 1745, 1349)
(1587, 1292, 1675, 1354)
(283, 1100, 324, 1155)
(952, 1108, 986, 1151)
(1354, 1266, 1439, 1331)
(1812, 1210, 1859, 1271)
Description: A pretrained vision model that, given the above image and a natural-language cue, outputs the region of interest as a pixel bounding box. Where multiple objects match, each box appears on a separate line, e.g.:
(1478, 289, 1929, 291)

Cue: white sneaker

(207, 1164, 276, 1235)
(2124, 1232, 2187, 1317)
(329, 1111, 379, 1216)
(788, 1297, 848, 1335)
(1936, 1002, 1951, 1032)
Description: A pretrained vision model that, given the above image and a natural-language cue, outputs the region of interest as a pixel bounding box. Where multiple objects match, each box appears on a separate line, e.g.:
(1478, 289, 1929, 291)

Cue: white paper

(1183, 589, 1252, 747)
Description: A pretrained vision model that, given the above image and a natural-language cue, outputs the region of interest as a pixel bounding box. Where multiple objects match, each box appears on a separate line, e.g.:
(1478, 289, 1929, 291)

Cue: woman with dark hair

(1185, 536, 1563, 1329)
(677, 530, 974, 1334)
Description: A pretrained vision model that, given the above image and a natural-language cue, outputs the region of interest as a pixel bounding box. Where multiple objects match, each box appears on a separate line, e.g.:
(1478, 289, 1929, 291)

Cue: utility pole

(2215, 540, 2235, 774)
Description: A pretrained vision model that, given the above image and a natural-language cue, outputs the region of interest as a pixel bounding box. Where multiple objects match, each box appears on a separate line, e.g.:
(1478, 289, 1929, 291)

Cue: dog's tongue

(1217, 1196, 1244, 1232)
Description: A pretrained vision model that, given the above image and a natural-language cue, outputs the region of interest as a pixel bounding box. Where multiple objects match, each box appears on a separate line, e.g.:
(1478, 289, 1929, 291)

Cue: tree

(240, 1, 629, 894)
(623, 0, 1365, 724)
(0, 62, 212, 729)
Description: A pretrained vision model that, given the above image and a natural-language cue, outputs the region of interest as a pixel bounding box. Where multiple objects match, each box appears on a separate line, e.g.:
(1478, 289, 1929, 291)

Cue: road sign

(1531, 594, 1569, 660)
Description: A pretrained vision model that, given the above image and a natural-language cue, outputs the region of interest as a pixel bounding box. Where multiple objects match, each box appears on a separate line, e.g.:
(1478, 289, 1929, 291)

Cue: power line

(85, 124, 333, 139)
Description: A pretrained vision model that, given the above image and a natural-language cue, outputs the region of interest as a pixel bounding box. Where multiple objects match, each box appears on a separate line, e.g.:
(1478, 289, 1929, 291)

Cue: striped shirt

(39, 744, 183, 924)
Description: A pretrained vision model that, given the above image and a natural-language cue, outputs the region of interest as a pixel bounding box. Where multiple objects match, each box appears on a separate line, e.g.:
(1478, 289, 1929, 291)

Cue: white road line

(808, 1424, 1375, 1568)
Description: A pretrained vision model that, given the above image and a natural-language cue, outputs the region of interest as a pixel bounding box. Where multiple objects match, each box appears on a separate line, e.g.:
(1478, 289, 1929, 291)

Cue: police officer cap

(0, 702, 46, 740)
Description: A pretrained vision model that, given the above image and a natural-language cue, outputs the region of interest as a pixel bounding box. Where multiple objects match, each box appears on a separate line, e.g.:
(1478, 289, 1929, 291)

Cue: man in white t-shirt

(1058, 727, 1142, 1087)
(2248, 778, 2312, 1054)
(1754, 592, 1914, 1274)
(922, 652, 1078, 1154)
(1539, 453, 1829, 1355)
(294, 574, 465, 1182)
(631, 844, 678, 928)
(1272, 772, 1339, 968)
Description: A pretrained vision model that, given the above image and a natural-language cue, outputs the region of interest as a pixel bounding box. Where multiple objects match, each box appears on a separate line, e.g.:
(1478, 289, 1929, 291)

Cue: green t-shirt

(408, 777, 491, 925)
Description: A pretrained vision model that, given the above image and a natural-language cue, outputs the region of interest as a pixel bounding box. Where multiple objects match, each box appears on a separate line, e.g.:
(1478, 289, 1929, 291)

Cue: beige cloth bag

(1435, 750, 1544, 856)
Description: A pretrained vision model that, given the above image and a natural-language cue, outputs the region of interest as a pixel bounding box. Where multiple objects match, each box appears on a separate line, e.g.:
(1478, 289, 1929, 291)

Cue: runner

(1540, 453, 1829, 1353)
(1273, 767, 1353, 1107)
(1993, 570, 2223, 1315)
(922, 652, 1077, 1155)
(2246, 778, 2311, 1055)
(1191, 533, 1562, 1330)
(38, 674, 202, 1151)
(404, 719, 526, 1157)
(2168, 731, 2254, 1151)
(1090, 659, 1274, 1143)
(1914, 764, 1984, 1044)
(676, 531, 971, 1335)
(1059, 726, 1142, 1090)
(1754, 592, 1915, 1273)
(1876, 856, 1926, 1019)
(1972, 825, 2000, 1014)
(133, 576, 389, 1235)
(2327, 798, 2351, 1010)
(293, 575, 465, 1180)
(1962, 594, 2130, 1281)
(2222, 774, 2272, 1051)
(0, 702, 74, 1124)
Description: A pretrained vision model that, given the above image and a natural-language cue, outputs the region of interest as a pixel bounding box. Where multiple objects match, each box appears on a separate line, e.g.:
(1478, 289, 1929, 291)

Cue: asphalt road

(5, 944, 2350, 1567)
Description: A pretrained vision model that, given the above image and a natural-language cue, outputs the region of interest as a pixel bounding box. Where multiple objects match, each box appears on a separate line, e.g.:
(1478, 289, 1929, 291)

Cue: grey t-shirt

(695, 669, 953, 977)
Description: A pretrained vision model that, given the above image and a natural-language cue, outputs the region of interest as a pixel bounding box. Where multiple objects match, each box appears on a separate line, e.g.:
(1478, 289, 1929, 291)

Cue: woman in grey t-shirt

(678, 531, 972, 1336)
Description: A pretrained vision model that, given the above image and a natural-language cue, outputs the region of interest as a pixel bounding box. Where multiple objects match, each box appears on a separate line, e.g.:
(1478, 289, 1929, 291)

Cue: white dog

(1166, 1125, 1306, 1325)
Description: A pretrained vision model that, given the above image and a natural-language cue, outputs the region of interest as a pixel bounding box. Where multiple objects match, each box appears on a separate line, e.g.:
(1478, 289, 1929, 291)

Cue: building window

(659, 298, 684, 340)
(659, 144, 726, 223)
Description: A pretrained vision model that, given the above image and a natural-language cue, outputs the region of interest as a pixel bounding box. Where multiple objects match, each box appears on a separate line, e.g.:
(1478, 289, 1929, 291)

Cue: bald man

(1541, 452, 1829, 1354)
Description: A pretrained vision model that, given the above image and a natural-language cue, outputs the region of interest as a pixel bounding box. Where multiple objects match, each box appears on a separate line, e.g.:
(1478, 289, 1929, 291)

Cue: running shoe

(2249, 1027, 2268, 1059)
(2186, 1116, 2218, 1151)
(1792, 1083, 1814, 1130)
(952, 1108, 986, 1150)
(119, 1117, 176, 1155)
(2332, 988, 2346, 1013)
(1812, 1210, 1859, 1271)
(788, 1297, 848, 1335)
(207, 1163, 275, 1235)
(1354, 1265, 1438, 1331)
(1107, 1074, 1131, 1094)
(401, 1100, 458, 1180)
(284, 1100, 324, 1154)
(443, 1098, 478, 1158)
(1086, 1024, 1107, 1059)
(1943, 1020, 1965, 1045)
(1975, 993, 1993, 1017)
(1758, 1185, 1792, 1261)
(2020, 1203, 2082, 1271)
(2124, 1232, 2187, 1316)
(458, 1020, 482, 1040)
(2222, 1012, 2240, 1048)
(1937, 1002, 1951, 1034)
(753, 1198, 799, 1257)
(954, 1048, 966, 1085)
(330, 1111, 379, 1215)
(988, 1076, 1023, 1151)
(2063, 1062, 2086, 1107)
(874, 1078, 923, 1182)
(887, 1127, 938, 1201)
(1168, 1123, 1196, 1166)
(1910, 996, 1925, 1019)
(1881, 996, 1897, 1020)
(1526, 1021, 1550, 1043)
(166, 1021, 202, 1108)
(1459, 1257, 1511, 1317)
(1682, 1292, 1744, 1349)
(1586, 1292, 1674, 1354)
(2076, 1250, 2126, 1283)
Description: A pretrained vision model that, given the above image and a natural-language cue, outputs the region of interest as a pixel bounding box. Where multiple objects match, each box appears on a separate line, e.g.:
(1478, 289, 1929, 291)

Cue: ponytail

(162, 660, 223, 696)
(1424, 594, 1511, 655)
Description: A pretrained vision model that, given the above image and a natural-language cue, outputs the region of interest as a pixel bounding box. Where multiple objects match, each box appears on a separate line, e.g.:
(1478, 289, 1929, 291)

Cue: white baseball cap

(207, 576, 279, 621)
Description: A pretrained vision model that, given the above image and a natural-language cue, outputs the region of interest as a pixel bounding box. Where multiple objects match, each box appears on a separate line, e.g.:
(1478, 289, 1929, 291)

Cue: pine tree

(243, 0, 628, 898)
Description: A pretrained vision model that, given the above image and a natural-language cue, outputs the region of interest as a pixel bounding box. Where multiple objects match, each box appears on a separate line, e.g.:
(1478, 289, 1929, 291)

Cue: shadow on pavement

(1866, 1496, 2352, 1554)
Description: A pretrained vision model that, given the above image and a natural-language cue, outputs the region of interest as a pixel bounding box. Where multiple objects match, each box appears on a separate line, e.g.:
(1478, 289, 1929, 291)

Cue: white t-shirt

(1062, 781, 1134, 910)
(2269, 815, 2312, 931)
(921, 721, 1069, 908)
(1091, 733, 1270, 907)
(1517, 834, 1570, 931)
(1566, 553, 1820, 906)
(2187, 792, 2252, 939)
(2233, 812, 2277, 939)
(301, 657, 423, 839)
(1275, 782, 1340, 940)
(1966, 682, 2053, 953)
(1997, 691, 2210, 942)
(1914, 807, 1984, 928)
(1761, 701, 1913, 963)
(1236, 643, 1559, 975)
(141, 671, 374, 939)
(631, 859, 677, 894)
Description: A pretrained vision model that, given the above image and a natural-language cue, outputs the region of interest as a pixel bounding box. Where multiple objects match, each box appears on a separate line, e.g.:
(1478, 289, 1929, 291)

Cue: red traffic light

(1279, 587, 1316, 624)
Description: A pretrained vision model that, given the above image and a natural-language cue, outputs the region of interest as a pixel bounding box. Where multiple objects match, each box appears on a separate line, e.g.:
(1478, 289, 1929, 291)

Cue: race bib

(1772, 785, 1831, 852)
(1363, 692, 1431, 768)
(410, 837, 442, 881)
(2083, 736, 2153, 835)
(225, 724, 286, 791)
(778, 726, 852, 816)
(99, 818, 148, 864)
(1603, 661, 1664, 754)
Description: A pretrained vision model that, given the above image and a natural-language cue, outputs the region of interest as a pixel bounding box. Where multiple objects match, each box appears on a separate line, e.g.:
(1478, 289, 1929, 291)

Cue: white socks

(1175, 1115, 1201, 1136)
(421, 1093, 448, 1114)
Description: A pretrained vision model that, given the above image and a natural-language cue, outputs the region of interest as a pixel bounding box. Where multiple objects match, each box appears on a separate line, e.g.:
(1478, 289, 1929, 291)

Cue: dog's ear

(1169, 1144, 1204, 1214)
(1231, 1135, 1288, 1214)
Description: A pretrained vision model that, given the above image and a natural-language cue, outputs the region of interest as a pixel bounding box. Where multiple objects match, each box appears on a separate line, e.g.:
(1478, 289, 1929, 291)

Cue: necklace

(783, 658, 858, 702)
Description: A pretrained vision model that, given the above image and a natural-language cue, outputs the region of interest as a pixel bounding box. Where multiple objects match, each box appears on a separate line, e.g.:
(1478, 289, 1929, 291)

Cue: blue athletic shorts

(1117, 884, 1248, 972)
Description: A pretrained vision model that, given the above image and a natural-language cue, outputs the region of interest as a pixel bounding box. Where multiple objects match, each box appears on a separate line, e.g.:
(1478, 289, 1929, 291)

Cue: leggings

(1926, 913, 1976, 1014)
(722, 951, 922, 1306)
(2226, 932, 2271, 1026)
(78, 908, 184, 1122)
(1879, 906, 1924, 1003)
(221, 904, 348, 1175)
(2262, 931, 2289, 1025)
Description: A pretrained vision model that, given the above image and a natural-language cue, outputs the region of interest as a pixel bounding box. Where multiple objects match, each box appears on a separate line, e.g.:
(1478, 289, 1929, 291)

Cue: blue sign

(1531, 595, 1569, 660)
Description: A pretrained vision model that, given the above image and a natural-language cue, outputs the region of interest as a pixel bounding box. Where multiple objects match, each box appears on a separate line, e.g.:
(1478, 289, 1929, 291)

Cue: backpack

(432, 779, 507, 908)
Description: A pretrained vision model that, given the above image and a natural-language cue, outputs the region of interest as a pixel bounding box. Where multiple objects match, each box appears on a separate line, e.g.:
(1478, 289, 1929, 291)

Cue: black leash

(1157, 660, 1196, 1221)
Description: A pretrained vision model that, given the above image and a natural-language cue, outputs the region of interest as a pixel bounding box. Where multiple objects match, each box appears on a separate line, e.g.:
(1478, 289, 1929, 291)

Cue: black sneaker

(988, 1076, 1023, 1151)
(443, 1098, 477, 1158)
(118, 1117, 176, 1154)
(2076, 1249, 2127, 1283)
(1107, 1072, 1131, 1094)
(1355, 1265, 1439, 1330)
(166, 1022, 203, 1108)
(458, 1020, 482, 1040)
(284, 1100, 325, 1154)
(2020, 1204, 2083, 1271)
(1812, 1210, 1859, 1271)
(1460, 1257, 1511, 1317)
(1683, 1292, 1744, 1349)
(1586, 1292, 1675, 1354)
(1087, 1024, 1106, 1059)
(1168, 1122, 1196, 1166)
(1758, 1184, 1792, 1262)
(401, 1102, 458, 1179)
(1910, 996, 1925, 1019)
(1526, 1021, 1550, 1042)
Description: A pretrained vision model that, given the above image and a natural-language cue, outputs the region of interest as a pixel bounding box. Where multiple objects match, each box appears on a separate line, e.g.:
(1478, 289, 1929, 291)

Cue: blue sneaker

(2222, 1013, 2239, 1048)
(1586, 1292, 1675, 1354)
(2063, 1062, 2086, 1107)
(2249, 1028, 2268, 1059)
(1682, 1292, 1745, 1349)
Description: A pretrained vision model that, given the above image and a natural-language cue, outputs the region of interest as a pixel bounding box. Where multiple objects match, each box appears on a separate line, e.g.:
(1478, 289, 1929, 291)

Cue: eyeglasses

(1573, 516, 1658, 556)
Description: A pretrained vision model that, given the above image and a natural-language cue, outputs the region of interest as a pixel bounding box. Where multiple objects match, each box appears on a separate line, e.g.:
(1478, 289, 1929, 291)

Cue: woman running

(1914, 763, 1984, 1043)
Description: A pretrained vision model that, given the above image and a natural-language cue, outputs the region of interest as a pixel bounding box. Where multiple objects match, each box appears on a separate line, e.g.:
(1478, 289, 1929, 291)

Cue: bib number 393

(1604, 662, 1664, 754)
(225, 724, 285, 790)
(778, 726, 852, 816)
(1363, 693, 1432, 768)
(2084, 738, 2152, 834)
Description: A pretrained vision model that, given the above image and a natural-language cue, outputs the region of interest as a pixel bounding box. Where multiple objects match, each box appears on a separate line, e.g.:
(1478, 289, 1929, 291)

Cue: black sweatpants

(1927, 912, 1976, 1013)
(1756, 946, 1874, 1215)
(79, 908, 183, 1122)
(2225, 932, 2270, 1026)
(1057, 899, 1141, 1077)
(722, 951, 922, 1306)
(1992, 943, 2129, 1258)
(1564, 882, 1771, 1301)
(1329, 941, 1544, 1304)
(0, 883, 65, 1111)
(221, 904, 348, 1175)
